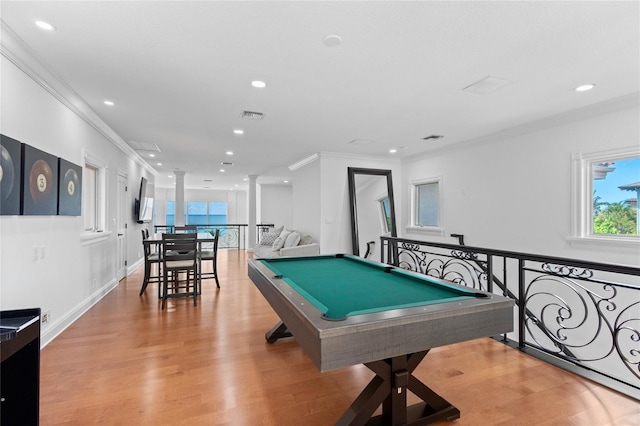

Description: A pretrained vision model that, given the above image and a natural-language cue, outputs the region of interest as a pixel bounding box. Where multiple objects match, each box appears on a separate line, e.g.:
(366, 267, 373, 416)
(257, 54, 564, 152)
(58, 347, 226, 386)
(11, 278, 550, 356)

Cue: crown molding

(0, 21, 157, 176)
(319, 151, 402, 165)
(288, 153, 320, 171)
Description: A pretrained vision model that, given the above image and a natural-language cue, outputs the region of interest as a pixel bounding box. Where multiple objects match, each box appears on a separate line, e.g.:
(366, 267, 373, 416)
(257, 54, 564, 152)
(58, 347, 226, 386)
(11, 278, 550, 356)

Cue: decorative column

(174, 170, 185, 227)
(247, 175, 258, 251)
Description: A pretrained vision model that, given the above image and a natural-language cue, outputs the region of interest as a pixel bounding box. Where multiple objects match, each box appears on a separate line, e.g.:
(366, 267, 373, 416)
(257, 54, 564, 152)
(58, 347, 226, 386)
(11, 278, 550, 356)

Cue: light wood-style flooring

(39, 250, 639, 425)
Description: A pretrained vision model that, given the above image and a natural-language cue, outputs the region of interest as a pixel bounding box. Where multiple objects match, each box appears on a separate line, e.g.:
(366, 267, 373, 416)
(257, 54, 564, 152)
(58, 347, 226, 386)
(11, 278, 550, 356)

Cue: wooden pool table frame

(248, 255, 514, 425)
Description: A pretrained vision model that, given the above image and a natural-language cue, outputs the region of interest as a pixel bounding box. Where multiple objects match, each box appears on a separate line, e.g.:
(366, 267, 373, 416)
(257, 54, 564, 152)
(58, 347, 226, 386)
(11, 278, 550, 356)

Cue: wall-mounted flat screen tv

(136, 177, 154, 223)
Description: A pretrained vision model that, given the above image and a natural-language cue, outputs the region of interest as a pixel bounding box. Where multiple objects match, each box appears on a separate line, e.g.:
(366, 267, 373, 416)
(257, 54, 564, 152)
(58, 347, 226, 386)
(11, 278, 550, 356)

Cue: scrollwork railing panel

(523, 264, 639, 383)
(397, 243, 488, 291)
(383, 235, 640, 394)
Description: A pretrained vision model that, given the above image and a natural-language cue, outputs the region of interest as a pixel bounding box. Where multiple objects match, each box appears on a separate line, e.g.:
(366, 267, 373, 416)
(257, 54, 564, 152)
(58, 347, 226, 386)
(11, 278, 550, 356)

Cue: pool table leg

(265, 320, 293, 343)
(336, 350, 460, 426)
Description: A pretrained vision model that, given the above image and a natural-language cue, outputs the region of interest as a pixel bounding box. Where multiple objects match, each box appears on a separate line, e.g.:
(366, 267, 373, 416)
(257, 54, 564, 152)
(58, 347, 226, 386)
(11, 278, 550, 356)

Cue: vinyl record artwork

(22, 144, 59, 215)
(0, 134, 23, 215)
(58, 158, 82, 216)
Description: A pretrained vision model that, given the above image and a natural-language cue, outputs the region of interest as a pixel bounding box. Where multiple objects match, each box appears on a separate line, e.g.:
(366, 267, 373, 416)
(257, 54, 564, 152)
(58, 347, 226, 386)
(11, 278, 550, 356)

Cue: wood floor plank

(38, 250, 639, 425)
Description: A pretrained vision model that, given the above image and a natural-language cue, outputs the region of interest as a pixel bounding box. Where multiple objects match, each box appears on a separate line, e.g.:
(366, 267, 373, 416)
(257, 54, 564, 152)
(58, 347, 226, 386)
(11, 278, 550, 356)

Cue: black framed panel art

(0, 134, 23, 215)
(57, 159, 82, 216)
(22, 144, 59, 215)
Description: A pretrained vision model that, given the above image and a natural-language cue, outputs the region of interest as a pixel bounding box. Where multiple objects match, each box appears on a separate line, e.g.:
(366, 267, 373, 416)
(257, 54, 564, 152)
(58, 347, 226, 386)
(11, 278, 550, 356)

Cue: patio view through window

(592, 156, 639, 236)
(165, 202, 228, 226)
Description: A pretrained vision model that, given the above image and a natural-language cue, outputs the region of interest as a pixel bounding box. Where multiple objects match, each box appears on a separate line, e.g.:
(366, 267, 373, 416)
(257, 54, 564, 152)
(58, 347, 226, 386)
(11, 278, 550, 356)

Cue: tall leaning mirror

(348, 167, 397, 258)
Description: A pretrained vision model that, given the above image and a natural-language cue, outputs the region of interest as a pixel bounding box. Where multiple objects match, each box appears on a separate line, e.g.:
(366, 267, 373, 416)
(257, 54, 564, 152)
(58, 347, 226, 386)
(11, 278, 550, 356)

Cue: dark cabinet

(1, 308, 41, 425)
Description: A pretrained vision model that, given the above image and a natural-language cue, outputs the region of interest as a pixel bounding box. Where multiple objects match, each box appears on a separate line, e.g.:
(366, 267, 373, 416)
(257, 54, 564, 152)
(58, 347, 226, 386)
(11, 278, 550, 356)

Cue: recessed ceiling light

(243, 178, 248, 181)
(389, 149, 397, 154)
(323, 35, 342, 47)
(104, 100, 114, 106)
(149, 154, 155, 158)
(168, 175, 172, 178)
(233, 129, 244, 135)
(220, 169, 225, 173)
(35, 21, 56, 31)
(235, 184, 239, 187)
(226, 151, 234, 155)
(156, 163, 162, 166)
(574, 84, 596, 92)
(284, 180, 289, 183)
(251, 80, 267, 88)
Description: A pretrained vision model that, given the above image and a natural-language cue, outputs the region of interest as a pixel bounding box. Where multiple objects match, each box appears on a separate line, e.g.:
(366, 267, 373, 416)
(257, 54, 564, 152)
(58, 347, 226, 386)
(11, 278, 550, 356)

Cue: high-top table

(141, 233, 217, 298)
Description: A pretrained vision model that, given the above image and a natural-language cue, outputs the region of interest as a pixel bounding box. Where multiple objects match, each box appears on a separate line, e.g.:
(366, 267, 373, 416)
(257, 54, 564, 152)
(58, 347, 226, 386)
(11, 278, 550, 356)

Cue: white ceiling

(2, 1, 638, 190)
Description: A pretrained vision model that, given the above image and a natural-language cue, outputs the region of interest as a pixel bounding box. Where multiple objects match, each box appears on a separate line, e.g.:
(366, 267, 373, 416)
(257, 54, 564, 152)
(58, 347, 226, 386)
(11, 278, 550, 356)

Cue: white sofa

(253, 227, 319, 258)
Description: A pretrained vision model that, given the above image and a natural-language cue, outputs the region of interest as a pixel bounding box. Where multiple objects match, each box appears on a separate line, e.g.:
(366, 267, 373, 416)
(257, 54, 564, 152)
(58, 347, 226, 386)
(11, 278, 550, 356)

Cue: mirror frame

(347, 167, 397, 256)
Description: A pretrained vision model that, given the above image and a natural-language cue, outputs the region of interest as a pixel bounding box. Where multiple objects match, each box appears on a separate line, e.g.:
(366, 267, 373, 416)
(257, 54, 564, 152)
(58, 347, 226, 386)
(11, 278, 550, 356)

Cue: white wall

(259, 184, 292, 229)
(400, 99, 640, 267)
(291, 158, 321, 242)
(308, 153, 401, 254)
(0, 46, 153, 345)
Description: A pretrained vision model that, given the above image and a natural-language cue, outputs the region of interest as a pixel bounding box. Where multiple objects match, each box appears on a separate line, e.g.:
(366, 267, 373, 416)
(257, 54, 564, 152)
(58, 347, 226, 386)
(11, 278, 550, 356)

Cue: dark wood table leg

(336, 350, 460, 426)
(265, 321, 293, 343)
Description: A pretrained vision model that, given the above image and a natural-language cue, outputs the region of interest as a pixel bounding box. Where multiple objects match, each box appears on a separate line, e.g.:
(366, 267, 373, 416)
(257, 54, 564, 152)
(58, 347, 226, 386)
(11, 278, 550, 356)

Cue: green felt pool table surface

(260, 254, 478, 319)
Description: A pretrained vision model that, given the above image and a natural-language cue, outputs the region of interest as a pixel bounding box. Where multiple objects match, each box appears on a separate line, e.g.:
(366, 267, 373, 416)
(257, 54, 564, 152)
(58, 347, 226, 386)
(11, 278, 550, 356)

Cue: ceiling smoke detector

(241, 110, 265, 120)
(422, 135, 444, 141)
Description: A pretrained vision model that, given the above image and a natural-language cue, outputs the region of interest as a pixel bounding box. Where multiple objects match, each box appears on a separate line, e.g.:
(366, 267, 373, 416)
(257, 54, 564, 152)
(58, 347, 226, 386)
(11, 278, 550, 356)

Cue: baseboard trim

(40, 277, 119, 348)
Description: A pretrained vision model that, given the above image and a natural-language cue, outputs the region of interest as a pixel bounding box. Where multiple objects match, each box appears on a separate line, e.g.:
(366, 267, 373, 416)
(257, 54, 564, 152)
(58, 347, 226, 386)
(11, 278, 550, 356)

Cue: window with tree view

(592, 157, 639, 236)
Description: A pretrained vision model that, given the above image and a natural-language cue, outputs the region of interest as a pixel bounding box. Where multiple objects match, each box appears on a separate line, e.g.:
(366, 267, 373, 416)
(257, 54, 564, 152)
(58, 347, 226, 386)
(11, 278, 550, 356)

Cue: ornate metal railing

(381, 235, 640, 398)
(153, 223, 275, 249)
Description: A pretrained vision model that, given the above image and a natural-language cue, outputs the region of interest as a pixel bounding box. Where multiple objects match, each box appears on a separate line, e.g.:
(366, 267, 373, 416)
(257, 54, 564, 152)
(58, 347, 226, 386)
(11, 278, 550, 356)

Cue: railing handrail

(381, 234, 640, 398)
(381, 235, 640, 277)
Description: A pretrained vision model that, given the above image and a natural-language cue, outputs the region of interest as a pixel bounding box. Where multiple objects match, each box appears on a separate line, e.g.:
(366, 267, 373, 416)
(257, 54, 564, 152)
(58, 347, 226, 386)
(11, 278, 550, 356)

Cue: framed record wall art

(0, 134, 23, 215)
(58, 158, 82, 215)
(22, 144, 59, 215)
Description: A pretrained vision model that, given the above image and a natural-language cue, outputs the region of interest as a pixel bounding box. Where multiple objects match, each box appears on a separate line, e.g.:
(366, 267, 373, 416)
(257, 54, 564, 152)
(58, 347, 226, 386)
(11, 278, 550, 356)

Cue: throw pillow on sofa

(284, 231, 301, 248)
(272, 230, 291, 251)
(299, 234, 313, 245)
(259, 232, 279, 246)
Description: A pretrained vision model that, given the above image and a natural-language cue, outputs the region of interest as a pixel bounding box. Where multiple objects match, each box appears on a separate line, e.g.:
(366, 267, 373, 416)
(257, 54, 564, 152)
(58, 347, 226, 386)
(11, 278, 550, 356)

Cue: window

(592, 157, 639, 236)
(408, 177, 443, 236)
(570, 147, 639, 247)
(417, 182, 439, 226)
(81, 152, 109, 243)
(166, 201, 227, 226)
(82, 164, 98, 231)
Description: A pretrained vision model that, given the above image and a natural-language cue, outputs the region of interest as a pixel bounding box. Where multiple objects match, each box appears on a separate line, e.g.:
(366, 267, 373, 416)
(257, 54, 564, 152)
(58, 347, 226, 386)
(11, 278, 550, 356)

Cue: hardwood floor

(39, 250, 638, 425)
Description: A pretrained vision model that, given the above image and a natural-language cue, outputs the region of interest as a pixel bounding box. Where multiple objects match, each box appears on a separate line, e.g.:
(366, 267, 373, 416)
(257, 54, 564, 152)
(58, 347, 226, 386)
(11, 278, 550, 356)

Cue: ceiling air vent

(128, 141, 161, 152)
(462, 76, 511, 95)
(241, 110, 264, 120)
(221, 162, 233, 166)
(422, 135, 444, 141)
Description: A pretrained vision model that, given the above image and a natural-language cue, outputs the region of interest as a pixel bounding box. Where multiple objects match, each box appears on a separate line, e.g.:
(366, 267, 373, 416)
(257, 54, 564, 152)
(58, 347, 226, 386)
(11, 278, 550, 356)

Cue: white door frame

(116, 172, 128, 280)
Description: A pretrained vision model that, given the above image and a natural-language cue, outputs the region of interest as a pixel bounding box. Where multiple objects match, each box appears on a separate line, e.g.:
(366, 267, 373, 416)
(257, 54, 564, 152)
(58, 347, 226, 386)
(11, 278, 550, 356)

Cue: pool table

(248, 254, 514, 425)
